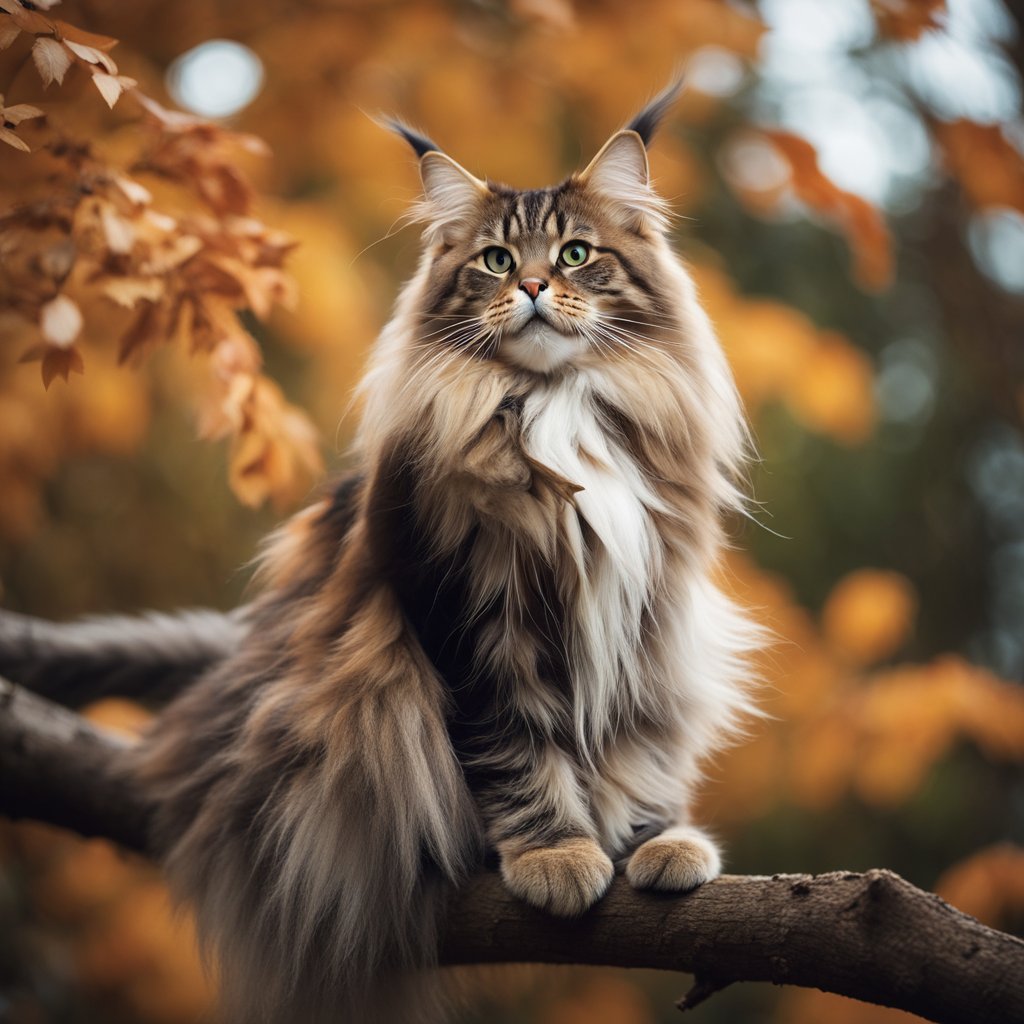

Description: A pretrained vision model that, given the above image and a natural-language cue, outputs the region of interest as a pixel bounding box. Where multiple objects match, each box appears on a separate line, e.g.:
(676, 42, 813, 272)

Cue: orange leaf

(870, 0, 946, 41)
(0, 0, 54, 33)
(761, 130, 894, 291)
(936, 120, 1024, 214)
(117, 300, 166, 365)
(51, 19, 118, 51)
(41, 344, 84, 389)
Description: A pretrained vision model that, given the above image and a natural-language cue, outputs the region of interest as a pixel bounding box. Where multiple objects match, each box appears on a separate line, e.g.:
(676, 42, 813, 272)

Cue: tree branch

(2, 675, 1023, 1024)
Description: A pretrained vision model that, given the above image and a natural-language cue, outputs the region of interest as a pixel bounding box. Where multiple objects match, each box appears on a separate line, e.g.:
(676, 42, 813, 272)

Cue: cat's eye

(559, 241, 591, 267)
(483, 247, 515, 274)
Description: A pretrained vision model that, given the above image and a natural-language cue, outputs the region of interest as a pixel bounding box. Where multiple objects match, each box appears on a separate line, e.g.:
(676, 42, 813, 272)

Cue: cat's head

(388, 81, 685, 374)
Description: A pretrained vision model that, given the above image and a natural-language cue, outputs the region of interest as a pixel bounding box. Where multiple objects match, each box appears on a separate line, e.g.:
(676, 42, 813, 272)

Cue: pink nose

(520, 278, 548, 301)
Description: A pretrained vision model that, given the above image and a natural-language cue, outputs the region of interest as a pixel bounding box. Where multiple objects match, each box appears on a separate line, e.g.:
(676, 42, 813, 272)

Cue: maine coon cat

(0, 81, 760, 1022)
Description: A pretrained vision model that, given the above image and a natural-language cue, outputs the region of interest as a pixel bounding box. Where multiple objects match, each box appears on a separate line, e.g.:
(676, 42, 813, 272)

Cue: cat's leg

(480, 743, 614, 918)
(625, 824, 721, 892)
(588, 734, 722, 894)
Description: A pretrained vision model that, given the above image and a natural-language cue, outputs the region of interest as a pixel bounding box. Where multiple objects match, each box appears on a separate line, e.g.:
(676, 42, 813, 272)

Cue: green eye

(483, 246, 515, 274)
(559, 241, 591, 267)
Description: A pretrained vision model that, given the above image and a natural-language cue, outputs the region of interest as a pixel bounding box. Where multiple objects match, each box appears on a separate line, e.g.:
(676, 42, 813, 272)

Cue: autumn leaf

(0, 126, 29, 151)
(0, 0, 56, 34)
(32, 36, 72, 86)
(936, 120, 1024, 214)
(100, 276, 165, 309)
(92, 72, 136, 109)
(113, 174, 152, 208)
(64, 38, 118, 73)
(870, 0, 946, 41)
(51, 20, 118, 51)
(19, 343, 85, 388)
(0, 95, 44, 126)
(0, 20, 20, 49)
(759, 130, 894, 292)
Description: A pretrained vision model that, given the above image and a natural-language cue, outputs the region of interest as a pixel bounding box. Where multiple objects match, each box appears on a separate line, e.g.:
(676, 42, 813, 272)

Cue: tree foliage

(1, 0, 1023, 1021)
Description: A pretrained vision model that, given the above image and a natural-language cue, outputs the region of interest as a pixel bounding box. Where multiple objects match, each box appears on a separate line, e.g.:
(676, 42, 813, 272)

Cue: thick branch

(2, 676, 1023, 1024)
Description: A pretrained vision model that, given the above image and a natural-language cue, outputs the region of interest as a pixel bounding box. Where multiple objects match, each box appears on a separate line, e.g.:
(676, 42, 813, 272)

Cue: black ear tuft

(625, 76, 685, 147)
(381, 117, 443, 159)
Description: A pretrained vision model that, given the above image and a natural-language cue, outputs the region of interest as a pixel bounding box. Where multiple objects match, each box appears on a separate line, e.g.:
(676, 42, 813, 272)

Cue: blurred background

(1, 0, 1023, 1021)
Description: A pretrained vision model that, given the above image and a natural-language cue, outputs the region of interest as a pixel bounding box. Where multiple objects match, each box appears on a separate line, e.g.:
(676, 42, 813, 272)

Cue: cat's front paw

(626, 826, 721, 893)
(499, 837, 613, 917)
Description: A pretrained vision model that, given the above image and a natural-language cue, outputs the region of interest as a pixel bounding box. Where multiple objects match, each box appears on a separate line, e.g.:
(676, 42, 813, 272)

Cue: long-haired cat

(1, 81, 760, 1023)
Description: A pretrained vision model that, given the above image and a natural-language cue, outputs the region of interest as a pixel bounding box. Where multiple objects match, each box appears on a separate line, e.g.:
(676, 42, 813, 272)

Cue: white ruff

(520, 371, 667, 744)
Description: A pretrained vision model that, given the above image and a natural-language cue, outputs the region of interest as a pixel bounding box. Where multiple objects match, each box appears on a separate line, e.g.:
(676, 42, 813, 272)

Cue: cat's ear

(383, 118, 488, 243)
(580, 78, 683, 232)
(579, 130, 669, 232)
(418, 151, 489, 242)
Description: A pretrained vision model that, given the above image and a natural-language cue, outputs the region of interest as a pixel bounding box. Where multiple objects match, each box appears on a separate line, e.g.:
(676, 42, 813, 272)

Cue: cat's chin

(500, 321, 587, 374)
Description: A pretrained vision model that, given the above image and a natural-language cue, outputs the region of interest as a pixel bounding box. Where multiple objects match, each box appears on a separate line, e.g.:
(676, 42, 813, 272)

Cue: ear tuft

(625, 76, 685, 147)
(380, 117, 442, 159)
(579, 131, 670, 233)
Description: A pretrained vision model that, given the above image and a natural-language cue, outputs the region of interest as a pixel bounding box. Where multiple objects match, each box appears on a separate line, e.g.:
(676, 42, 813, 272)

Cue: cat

(0, 80, 761, 1023)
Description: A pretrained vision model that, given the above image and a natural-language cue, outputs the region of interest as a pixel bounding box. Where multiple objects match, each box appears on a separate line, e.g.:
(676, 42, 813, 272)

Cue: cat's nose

(519, 278, 548, 301)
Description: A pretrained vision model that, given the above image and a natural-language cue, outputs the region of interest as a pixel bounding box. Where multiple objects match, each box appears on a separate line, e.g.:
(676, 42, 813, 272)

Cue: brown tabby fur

(123, 81, 762, 1023)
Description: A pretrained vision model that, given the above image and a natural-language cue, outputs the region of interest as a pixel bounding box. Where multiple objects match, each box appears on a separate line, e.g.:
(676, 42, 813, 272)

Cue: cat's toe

(626, 828, 721, 892)
(499, 837, 613, 917)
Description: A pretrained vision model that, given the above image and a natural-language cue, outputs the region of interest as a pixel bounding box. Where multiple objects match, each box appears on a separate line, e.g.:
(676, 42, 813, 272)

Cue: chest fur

(519, 377, 665, 737)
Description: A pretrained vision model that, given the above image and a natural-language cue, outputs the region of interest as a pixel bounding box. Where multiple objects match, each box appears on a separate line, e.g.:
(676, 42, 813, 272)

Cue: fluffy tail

(0, 607, 246, 708)
(132, 579, 482, 1023)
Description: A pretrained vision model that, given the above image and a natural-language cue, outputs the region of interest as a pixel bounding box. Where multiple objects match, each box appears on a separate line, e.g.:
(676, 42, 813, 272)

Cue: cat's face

(412, 132, 675, 374)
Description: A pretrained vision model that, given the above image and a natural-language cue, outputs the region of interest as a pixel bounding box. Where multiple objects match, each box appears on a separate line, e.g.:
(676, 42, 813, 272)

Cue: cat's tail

(134, 577, 483, 1024)
(0, 607, 246, 708)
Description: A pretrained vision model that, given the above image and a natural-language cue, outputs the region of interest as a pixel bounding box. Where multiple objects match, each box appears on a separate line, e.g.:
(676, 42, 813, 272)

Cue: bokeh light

(166, 39, 264, 119)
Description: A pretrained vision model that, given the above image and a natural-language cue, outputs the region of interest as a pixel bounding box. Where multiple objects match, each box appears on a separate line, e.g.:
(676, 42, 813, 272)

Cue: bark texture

(2, 674, 1023, 1024)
